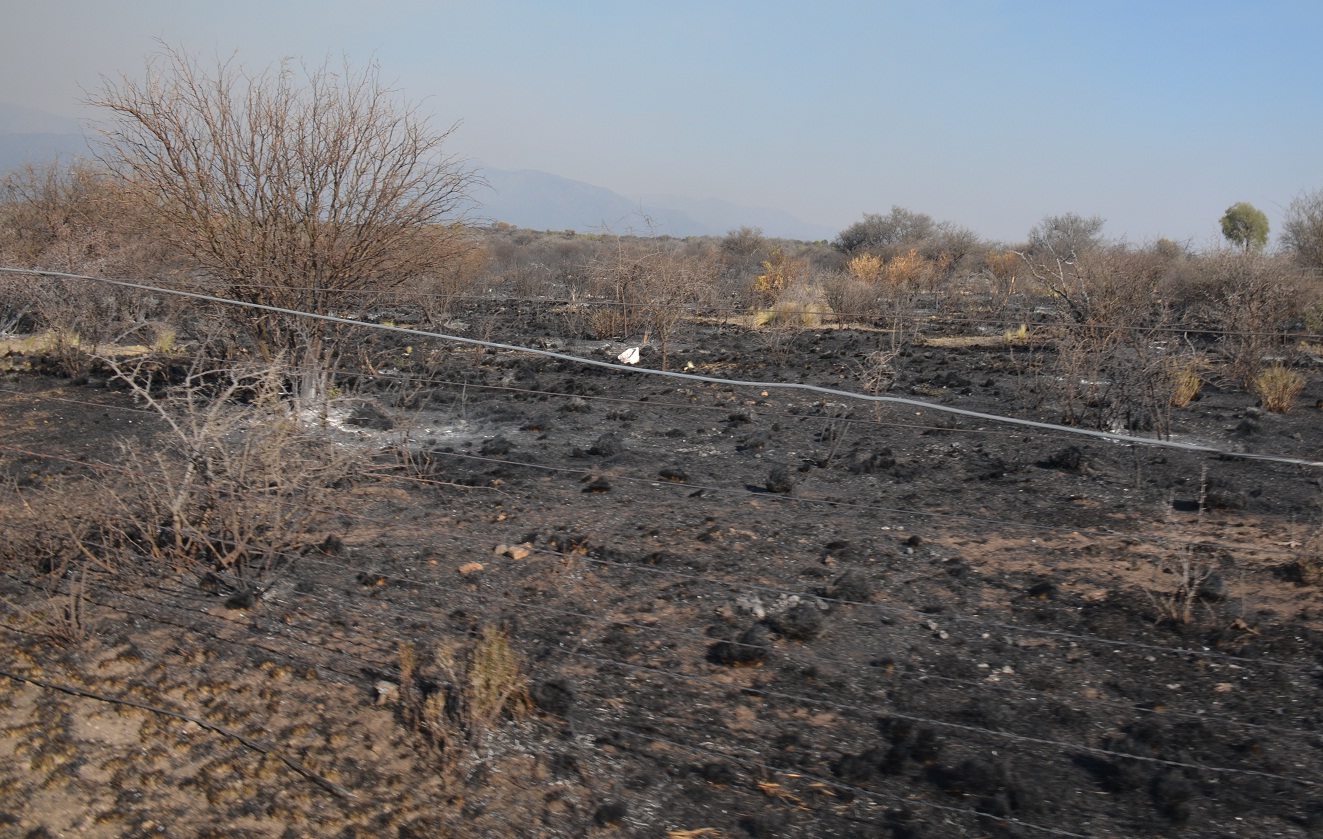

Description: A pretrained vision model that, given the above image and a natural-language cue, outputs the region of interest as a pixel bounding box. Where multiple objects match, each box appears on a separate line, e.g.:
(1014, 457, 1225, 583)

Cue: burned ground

(2, 306, 1323, 838)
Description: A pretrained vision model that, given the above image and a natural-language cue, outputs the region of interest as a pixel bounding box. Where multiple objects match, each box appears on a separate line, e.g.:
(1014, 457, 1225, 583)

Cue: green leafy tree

(1220, 202, 1269, 252)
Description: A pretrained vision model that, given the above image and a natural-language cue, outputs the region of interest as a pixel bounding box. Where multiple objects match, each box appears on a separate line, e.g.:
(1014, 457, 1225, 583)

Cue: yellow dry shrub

(881, 248, 941, 289)
(985, 251, 1020, 283)
(846, 253, 884, 282)
(753, 245, 808, 305)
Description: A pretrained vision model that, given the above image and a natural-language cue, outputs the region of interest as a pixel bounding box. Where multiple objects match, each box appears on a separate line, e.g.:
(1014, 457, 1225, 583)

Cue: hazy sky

(2, 0, 1321, 244)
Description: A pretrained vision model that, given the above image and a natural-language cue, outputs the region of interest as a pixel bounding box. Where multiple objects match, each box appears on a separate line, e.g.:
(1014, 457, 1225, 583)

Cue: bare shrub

(0, 160, 186, 369)
(980, 250, 1024, 319)
(1025, 247, 1188, 434)
(22, 274, 144, 377)
(1198, 250, 1309, 387)
(583, 238, 649, 339)
(721, 225, 769, 271)
(1027, 212, 1105, 260)
(820, 271, 876, 328)
(1148, 547, 1220, 626)
(411, 233, 489, 327)
(94, 353, 364, 581)
(582, 237, 717, 367)
(834, 206, 936, 254)
(857, 349, 900, 420)
(642, 247, 721, 369)
(1282, 188, 1323, 275)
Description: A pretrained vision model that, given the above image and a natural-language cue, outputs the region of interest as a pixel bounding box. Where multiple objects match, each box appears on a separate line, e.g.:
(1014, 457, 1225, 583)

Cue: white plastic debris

(618, 346, 641, 365)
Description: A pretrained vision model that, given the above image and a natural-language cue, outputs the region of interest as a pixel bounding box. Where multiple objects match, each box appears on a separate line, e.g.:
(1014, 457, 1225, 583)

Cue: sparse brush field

(2, 242, 1323, 839)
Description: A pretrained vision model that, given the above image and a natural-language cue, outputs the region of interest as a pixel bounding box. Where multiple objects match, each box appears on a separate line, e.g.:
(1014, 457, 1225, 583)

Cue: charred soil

(2, 307, 1323, 838)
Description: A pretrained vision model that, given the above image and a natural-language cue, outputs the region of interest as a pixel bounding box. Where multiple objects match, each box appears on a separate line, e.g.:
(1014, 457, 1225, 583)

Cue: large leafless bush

(87, 44, 479, 407)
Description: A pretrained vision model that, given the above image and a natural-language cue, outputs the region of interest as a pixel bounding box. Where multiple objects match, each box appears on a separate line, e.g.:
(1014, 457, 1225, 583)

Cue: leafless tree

(87, 43, 479, 407)
(1282, 188, 1323, 275)
(1026, 212, 1106, 260)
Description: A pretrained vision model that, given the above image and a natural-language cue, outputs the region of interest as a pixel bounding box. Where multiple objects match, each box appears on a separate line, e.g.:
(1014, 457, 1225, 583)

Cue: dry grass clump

(399, 627, 531, 760)
(753, 284, 831, 328)
(1002, 324, 1030, 344)
(1170, 361, 1204, 408)
(1253, 364, 1306, 412)
(1293, 556, 1323, 587)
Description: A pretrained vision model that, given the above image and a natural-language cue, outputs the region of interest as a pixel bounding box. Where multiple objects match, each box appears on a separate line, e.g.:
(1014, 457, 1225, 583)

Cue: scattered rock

(738, 429, 772, 451)
(224, 589, 257, 610)
(1196, 570, 1228, 602)
(588, 432, 624, 457)
(480, 436, 514, 456)
(531, 679, 575, 716)
(346, 400, 394, 430)
(1038, 446, 1084, 472)
(766, 602, 823, 641)
(697, 762, 739, 785)
(594, 801, 628, 827)
(521, 413, 552, 432)
(824, 570, 873, 603)
(738, 811, 788, 838)
(1026, 580, 1057, 600)
(318, 534, 344, 555)
(765, 466, 795, 494)
(374, 680, 399, 706)
(850, 449, 896, 475)
(708, 624, 770, 667)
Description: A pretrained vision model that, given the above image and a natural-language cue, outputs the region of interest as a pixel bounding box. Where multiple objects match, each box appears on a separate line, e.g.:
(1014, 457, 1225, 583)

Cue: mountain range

(0, 103, 836, 242)
(0, 103, 90, 173)
(472, 167, 836, 241)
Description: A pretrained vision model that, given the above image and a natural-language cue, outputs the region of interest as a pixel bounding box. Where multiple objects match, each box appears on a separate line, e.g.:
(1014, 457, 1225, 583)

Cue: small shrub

(1253, 364, 1306, 412)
